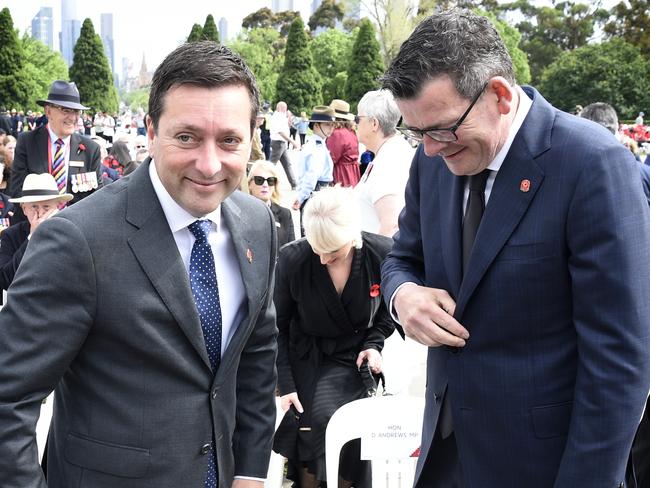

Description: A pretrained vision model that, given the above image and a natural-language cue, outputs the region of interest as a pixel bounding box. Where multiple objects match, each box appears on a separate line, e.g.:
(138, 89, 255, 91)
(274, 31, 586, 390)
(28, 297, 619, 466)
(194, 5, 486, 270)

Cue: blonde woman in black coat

(273, 186, 398, 488)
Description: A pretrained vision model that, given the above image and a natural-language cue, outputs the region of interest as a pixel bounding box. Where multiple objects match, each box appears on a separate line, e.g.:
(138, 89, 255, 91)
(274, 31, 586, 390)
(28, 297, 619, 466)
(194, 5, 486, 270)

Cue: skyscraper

(101, 13, 115, 74)
(219, 17, 228, 43)
(272, 0, 294, 11)
(31, 7, 54, 50)
(60, 0, 81, 66)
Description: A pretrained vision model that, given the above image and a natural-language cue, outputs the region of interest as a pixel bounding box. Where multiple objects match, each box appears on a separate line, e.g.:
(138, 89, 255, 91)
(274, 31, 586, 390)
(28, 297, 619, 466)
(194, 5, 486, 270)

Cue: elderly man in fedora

(8, 80, 102, 221)
(0, 173, 73, 292)
(327, 99, 360, 187)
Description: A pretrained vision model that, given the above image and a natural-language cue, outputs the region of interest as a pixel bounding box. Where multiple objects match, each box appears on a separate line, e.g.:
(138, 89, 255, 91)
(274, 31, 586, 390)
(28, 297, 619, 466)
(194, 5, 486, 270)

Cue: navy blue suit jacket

(381, 87, 650, 487)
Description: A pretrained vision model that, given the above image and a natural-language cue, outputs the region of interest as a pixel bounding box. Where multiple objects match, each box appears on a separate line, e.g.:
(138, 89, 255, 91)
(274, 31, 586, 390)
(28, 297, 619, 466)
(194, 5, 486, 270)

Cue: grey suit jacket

(0, 161, 278, 487)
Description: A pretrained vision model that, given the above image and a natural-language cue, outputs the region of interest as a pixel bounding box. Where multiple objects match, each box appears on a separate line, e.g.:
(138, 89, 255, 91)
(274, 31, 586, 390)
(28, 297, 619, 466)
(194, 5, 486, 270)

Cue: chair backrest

(265, 397, 287, 488)
(325, 395, 425, 487)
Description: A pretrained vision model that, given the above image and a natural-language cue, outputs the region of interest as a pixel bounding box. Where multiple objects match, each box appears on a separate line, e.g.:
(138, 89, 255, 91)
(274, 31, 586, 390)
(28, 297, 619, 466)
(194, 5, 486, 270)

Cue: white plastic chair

(325, 395, 425, 487)
(265, 396, 287, 488)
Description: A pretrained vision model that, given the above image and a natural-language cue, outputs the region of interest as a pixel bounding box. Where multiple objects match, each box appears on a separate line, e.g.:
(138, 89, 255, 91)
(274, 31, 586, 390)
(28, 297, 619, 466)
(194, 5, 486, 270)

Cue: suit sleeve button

(200, 443, 211, 455)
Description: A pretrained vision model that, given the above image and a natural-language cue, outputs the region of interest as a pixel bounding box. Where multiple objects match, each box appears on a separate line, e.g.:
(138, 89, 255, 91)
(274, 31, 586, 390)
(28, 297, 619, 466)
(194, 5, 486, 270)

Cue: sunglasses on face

(252, 176, 277, 186)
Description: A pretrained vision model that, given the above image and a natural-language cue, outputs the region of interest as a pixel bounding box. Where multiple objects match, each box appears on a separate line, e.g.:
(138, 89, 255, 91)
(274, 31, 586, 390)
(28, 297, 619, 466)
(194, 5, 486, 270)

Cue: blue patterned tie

(188, 219, 222, 488)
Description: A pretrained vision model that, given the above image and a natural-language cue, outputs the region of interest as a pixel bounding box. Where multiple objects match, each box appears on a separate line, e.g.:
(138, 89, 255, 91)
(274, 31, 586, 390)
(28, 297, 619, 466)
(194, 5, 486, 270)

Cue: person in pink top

(327, 99, 360, 187)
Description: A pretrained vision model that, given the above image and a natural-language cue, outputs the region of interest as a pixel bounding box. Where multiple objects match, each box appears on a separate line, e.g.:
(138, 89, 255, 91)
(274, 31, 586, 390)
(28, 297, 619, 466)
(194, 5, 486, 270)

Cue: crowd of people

(0, 8, 649, 488)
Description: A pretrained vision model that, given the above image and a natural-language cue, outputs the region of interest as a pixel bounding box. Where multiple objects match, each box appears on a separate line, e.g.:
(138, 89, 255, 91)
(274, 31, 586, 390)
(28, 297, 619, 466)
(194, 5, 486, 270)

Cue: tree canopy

(345, 18, 384, 111)
(538, 38, 650, 119)
(69, 18, 119, 113)
(21, 34, 68, 112)
(242, 8, 301, 36)
(604, 0, 649, 59)
(0, 8, 30, 109)
(187, 23, 204, 42)
(308, 0, 345, 31)
(276, 17, 322, 114)
(202, 14, 220, 43)
(310, 28, 355, 103)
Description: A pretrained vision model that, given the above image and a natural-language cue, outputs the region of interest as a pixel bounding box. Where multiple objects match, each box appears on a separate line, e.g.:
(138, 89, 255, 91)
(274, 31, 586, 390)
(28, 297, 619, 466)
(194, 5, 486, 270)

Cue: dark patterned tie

(188, 219, 222, 488)
(462, 169, 491, 274)
(52, 138, 66, 194)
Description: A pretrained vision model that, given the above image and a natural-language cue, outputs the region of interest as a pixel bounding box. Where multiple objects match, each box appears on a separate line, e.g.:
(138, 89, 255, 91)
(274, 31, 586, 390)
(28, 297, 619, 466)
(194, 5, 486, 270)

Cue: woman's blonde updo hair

(303, 186, 363, 253)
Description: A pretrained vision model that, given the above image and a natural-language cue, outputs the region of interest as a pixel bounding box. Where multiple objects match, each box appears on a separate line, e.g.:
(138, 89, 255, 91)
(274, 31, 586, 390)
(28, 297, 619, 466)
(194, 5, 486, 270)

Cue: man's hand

(280, 392, 304, 414)
(232, 479, 265, 488)
(28, 207, 58, 235)
(393, 283, 468, 347)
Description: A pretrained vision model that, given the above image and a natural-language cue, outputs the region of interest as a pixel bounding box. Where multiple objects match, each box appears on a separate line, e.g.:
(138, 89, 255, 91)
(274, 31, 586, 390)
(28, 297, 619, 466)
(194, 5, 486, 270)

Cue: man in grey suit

(0, 42, 278, 488)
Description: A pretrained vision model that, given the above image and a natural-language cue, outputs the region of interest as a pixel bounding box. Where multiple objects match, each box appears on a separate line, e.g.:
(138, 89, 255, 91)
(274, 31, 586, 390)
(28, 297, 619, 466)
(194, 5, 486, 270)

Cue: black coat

(270, 202, 295, 248)
(0, 220, 29, 291)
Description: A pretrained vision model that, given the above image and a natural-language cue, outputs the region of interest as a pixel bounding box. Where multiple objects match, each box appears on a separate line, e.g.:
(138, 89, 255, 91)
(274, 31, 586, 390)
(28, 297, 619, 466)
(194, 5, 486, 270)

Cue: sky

(5, 0, 287, 78)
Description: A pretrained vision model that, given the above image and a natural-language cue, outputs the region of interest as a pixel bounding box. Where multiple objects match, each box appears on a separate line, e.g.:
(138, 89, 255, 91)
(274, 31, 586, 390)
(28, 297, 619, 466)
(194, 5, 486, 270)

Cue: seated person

(0, 173, 72, 291)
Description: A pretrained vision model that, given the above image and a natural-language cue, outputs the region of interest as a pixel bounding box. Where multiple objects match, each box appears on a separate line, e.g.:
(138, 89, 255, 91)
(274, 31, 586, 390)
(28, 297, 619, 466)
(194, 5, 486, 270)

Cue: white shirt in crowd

(355, 134, 415, 234)
(269, 111, 290, 142)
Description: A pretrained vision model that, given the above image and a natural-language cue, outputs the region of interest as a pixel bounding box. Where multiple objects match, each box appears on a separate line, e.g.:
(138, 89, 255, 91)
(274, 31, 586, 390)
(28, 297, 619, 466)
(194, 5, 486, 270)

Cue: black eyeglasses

(252, 176, 277, 186)
(354, 115, 370, 124)
(49, 104, 82, 116)
(397, 82, 488, 143)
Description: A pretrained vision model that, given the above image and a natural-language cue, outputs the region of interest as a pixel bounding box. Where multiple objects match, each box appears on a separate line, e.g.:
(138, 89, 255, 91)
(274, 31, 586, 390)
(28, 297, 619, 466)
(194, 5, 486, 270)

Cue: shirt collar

(486, 85, 532, 173)
(47, 125, 71, 145)
(148, 160, 222, 233)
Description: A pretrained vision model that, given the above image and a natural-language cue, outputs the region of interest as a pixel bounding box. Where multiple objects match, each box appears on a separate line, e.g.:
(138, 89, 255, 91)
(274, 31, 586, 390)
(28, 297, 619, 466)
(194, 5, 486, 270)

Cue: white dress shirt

(148, 162, 247, 357)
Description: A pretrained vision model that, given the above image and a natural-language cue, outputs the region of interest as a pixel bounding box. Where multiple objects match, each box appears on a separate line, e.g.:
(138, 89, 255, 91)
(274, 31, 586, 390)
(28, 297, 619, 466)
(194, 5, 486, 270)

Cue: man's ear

(145, 115, 155, 159)
(488, 77, 515, 115)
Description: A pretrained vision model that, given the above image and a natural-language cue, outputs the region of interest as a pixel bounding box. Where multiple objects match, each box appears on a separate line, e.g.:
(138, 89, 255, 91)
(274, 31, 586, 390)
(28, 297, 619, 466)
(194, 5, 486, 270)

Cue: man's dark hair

(381, 9, 515, 100)
(579, 102, 618, 135)
(148, 41, 260, 135)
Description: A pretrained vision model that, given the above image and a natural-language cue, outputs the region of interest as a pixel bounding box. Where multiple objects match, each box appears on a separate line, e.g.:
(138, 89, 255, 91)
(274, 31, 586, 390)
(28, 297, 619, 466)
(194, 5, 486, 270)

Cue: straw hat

(9, 173, 73, 203)
(329, 99, 355, 121)
(308, 106, 336, 123)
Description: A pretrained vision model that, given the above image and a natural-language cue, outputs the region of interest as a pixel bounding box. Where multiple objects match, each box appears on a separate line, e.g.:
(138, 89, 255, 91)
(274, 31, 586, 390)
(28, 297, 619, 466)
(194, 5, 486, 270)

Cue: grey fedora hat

(37, 80, 89, 110)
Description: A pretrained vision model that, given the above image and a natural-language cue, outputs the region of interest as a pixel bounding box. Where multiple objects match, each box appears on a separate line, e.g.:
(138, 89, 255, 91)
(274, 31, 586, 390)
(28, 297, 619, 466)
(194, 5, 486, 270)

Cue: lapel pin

(520, 179, 531, 192)
(246, 248, 253, 263)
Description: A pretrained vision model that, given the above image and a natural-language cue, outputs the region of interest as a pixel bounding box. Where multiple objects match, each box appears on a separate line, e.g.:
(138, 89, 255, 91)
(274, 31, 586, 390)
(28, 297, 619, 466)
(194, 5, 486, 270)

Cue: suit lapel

(218, 196, 264, 368)
(455, 140, 544, 317)
(126, 162, 212, 370)
(35, 127, 50, 174)
(439, 168, 464, 297)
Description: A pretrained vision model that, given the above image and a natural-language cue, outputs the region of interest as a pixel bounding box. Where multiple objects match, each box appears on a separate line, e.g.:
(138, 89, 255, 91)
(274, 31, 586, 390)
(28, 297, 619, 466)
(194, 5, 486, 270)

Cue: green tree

(231, 28, 285, 103)
(242, 7, 275, 30)
(308, 0, 346, 31)
(123, 87, 150, 112)
(187, 23, 203, 42)
(274, 11, 302, 36)
(202, 14, 220, 42)
(538, 39, 650, 119)
(604, 0, 650, 58)
(477, 10, 530, 85)
(362, 0, 418, 66)
(69, 18, 119, 113)
(21, 34, 68, 112)
(276, 17, 322, 114)
(0, 8, 30, 109)
(500, 0, 609, 84)
(345, 18, 384, 111)
(310, 28, 354, 102)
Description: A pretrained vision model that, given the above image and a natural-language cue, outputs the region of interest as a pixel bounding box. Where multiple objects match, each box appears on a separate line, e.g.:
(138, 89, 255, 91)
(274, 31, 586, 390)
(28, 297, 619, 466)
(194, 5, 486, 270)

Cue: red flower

(369, 284, 380, 298)
(77, 143, 86, 155)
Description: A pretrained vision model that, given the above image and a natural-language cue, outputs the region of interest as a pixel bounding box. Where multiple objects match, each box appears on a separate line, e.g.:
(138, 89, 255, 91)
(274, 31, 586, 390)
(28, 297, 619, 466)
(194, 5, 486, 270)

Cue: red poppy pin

(246, 248, 253, 263)
(369, 283, 380, 298)
(520, 179, 531, 192)
(77, 143, 86, 155)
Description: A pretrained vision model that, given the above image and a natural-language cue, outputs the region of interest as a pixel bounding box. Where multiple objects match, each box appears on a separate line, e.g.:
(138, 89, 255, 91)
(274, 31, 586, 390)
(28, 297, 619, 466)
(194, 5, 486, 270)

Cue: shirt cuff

(389, 282, 418, 324)
(234, 476, 266, 482)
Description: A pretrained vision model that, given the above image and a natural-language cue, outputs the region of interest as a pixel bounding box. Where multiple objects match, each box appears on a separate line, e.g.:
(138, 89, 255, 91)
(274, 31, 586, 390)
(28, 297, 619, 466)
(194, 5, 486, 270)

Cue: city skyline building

(272, 0, 294, 12)
(31, 7, 54, 50)
(60, 0, 81, 66)
(101, 13, 115, 74)
(219, 16, 228, 43)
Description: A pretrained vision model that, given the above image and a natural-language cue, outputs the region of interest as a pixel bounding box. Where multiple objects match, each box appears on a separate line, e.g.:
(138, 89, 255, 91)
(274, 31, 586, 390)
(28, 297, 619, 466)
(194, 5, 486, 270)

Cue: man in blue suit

(380, 10, 650, 488)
